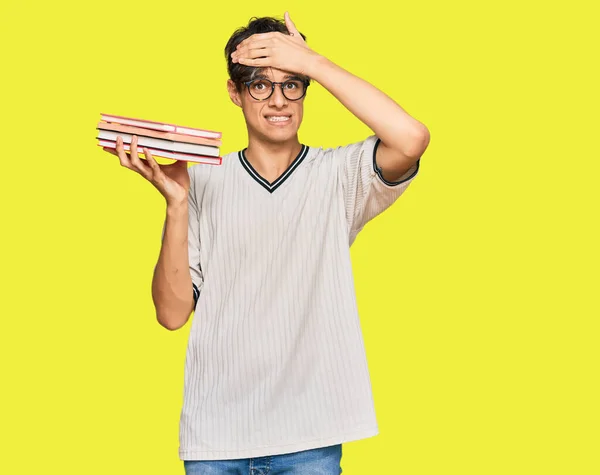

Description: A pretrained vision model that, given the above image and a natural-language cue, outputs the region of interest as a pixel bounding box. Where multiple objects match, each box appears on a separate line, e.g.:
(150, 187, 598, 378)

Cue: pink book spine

(101, 113, 222, 139)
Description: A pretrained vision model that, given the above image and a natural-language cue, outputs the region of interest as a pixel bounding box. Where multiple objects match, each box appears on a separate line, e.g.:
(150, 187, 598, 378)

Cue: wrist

(166, 197, 188, 214)
(305, 53, 330, 81)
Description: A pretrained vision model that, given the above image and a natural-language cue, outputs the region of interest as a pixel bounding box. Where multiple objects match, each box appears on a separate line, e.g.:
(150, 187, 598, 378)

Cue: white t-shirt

(179, 135, 420, 460)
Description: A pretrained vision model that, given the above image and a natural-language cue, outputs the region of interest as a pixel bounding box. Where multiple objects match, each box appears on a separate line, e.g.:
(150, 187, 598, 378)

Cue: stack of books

(96, 113, 223, 165)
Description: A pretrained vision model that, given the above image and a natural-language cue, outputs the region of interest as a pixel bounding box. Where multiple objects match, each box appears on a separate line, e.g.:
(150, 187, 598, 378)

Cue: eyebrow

(254, 73, 304, 81)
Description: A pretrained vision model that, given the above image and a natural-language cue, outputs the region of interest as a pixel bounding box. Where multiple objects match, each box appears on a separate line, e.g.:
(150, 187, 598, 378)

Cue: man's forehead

(252, 68, 297, 80)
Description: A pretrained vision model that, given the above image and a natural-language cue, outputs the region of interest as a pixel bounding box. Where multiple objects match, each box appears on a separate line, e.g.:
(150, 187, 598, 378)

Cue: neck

(244, 135, 303, 176)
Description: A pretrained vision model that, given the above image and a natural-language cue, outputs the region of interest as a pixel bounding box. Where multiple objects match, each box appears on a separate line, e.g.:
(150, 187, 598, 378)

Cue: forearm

(152, 201, 194, 330)
(308, 55, 428, 155)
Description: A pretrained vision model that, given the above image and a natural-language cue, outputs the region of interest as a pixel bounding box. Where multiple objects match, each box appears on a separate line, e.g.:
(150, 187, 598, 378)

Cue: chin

(268, 132, 299, 145)
(259, 126, 300, 144)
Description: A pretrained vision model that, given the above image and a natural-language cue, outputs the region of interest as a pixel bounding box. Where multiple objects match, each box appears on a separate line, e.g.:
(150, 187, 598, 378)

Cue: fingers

(238, 47, 271, 61)
(108, 138, 189, 202)
(237, 32, 276, 48)
(115, 136, 134, 170)
(237, 24, 300, 49)
(145, 150, 190, 201)
(233, 25, 302, 64)
(233, 42, 266, 63)
(235, 32, 282, 54)
(114, 135, 152, 180)
(142, 148, 185, 189)
(129, 134, 138, 161)
(143, 147, 162, 177)
(237, 38, 270, 51)
(236, 57, 270, 67)
(233, 41, 275, 64)
(128, 136, 153, 180)
(284, 11, 300, 37)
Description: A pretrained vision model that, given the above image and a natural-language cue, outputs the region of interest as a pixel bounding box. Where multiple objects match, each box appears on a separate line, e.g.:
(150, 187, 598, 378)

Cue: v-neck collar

(238, 145, 309, 194)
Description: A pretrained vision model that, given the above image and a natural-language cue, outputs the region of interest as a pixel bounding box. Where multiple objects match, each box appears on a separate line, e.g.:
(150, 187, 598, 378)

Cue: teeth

(267, 116, 290, 122)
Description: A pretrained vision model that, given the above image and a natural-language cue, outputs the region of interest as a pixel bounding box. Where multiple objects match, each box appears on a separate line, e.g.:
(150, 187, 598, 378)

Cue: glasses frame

(243, 78, 310, 101)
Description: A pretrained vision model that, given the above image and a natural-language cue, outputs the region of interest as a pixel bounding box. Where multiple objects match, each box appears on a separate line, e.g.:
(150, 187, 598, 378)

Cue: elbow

(420, 126, 431, 150)
(158, 319, 185, 331)
(156, 310, 191, 331)
(387, 125, 430, 160)
(152, 287, 195, 331)
(405, 126, 430, 159)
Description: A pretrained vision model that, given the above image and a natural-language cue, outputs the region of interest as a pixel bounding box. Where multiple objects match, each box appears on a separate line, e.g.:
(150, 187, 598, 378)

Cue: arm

(306, 56, 430, 182)
(152, 200, 195, 331)
(231, 11, 430, 182)
(107, 135, 196, 330)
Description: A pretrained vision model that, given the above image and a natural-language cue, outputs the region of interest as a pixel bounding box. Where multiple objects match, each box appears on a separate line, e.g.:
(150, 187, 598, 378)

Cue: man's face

(227, 67, 306, 145)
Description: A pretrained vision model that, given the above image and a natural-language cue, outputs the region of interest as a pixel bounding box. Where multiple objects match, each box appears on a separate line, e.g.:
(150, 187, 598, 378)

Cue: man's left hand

(231, 12, 320, 77)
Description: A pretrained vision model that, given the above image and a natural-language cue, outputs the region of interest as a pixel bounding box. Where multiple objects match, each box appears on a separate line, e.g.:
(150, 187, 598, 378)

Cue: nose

(268, 83, 288, 108)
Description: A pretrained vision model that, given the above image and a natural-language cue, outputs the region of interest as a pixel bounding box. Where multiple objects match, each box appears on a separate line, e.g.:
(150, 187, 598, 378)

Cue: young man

(106, 12, 429, 475)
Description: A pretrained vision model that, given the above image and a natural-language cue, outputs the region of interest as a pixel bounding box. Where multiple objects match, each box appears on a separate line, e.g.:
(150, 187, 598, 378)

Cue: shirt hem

(179, 426, 379, 461)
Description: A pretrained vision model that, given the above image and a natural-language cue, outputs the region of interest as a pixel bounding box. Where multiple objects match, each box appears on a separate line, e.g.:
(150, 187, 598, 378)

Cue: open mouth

(265, 115, 292, 123)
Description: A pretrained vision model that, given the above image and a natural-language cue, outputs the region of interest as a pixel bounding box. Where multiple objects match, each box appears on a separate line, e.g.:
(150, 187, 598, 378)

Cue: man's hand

(231, 12, 321, 77)
(103, 135, 190, 207)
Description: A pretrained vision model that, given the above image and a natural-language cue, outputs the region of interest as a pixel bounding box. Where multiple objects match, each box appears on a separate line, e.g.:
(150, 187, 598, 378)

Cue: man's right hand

(103, 135, 190, 206)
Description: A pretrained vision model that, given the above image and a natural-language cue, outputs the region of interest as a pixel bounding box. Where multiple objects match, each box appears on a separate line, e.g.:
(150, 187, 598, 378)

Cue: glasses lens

(247, 79, 307, 100)
(282, 80, 306, 100)
(248, 79, 273, 100)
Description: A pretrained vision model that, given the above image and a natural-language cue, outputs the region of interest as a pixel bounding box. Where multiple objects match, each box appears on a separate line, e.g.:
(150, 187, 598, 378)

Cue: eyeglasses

(243, 78, 309, 101)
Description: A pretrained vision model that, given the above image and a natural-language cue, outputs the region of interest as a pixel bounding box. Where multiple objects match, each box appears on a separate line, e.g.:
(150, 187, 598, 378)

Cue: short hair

(224, 16, 310, 92)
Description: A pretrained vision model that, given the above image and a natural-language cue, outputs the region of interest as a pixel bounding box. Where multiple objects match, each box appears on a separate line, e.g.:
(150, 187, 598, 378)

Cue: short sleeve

(159, 166, 203, 306)
(187, 167, 203, 305)
(337, 135, 420, 244)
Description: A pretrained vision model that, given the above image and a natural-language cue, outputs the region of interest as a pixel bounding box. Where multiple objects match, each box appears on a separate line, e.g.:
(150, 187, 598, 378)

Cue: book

(98, 140, 222, 165)
(96, 130, 220, 157)
(101, 113, 222, 139)
(97, 121, 222, 147)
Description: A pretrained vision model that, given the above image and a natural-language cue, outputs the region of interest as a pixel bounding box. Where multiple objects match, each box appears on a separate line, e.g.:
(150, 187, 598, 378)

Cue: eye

(284, 80, 302, 89)
(251, 80, 270, 91)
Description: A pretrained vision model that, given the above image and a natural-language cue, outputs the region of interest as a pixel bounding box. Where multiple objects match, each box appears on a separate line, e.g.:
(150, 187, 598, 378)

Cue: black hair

(224, 16, 309, 92)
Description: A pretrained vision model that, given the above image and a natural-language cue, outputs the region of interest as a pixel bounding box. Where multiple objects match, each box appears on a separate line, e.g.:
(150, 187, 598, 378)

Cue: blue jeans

(183, 444, 343, 474)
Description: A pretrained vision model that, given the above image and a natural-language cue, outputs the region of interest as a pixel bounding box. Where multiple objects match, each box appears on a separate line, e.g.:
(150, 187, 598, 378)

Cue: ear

(227, 79, 243, 108)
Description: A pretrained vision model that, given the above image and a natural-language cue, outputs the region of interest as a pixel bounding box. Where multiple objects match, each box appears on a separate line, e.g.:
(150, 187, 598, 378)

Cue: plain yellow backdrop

(1, 0, 598, 473)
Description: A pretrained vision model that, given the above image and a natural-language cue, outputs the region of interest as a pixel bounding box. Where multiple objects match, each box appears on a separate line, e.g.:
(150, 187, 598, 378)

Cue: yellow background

(1, 0, 598, 473)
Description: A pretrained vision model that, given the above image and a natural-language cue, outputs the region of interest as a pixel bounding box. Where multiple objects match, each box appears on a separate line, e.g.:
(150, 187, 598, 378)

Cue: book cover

(98, 140, 222, 165)
(100, 113, 222, 139)
(97, 121, 222, 147)
(96, 130, 220, 157)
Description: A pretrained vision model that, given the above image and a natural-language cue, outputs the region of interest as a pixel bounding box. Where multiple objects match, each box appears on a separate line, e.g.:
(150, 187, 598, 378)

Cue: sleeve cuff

(192, 283, 200, 305)
(372, 137, 420, 186)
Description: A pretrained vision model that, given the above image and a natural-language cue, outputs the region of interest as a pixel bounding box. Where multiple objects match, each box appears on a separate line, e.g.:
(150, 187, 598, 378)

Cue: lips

(265, 115, 291, 122)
